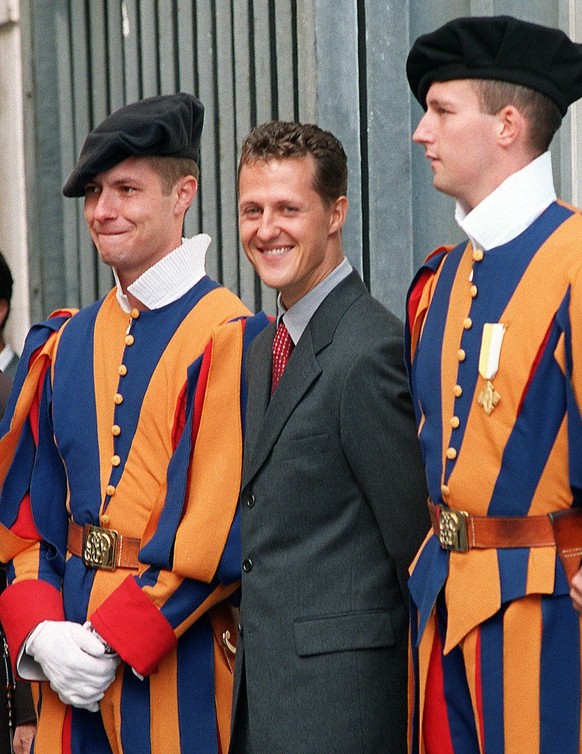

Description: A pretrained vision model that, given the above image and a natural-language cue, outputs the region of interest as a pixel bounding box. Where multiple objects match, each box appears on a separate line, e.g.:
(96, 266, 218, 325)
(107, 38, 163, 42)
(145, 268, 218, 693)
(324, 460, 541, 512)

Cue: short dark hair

(0, 252, 13, 332)
(238, 120, 348, 206)
(143, 155, 199, 194)
(473, 80, 563, 155)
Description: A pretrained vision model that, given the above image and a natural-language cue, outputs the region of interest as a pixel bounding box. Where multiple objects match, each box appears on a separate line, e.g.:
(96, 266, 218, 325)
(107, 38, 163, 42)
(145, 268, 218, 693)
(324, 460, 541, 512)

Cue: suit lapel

(243, 324, 273, 465)
(243, 271, 367, 484)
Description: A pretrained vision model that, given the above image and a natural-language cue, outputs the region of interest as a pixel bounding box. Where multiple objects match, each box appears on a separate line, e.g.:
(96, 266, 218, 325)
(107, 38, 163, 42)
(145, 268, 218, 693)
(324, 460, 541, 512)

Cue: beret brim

(407, 15, 582, 116)
(63, 92, 204, 197)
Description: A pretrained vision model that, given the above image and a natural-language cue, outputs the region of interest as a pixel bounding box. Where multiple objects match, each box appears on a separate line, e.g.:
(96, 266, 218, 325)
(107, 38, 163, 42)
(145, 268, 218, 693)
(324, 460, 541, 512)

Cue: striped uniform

(0, 277, 268, 754)
(406, 201, 582, 753)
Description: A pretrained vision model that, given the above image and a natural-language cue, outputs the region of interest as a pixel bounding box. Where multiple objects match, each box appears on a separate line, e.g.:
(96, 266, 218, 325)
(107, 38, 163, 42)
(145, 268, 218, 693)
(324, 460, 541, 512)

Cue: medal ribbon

(478, 323, 506, 380)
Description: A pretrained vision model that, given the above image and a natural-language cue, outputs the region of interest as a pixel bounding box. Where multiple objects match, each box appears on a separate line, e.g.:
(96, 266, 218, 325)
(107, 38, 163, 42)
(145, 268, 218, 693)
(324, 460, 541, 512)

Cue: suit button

(237, 622, 243, 636)
(242, 558, 253, 573)
(246, 493, 255, 508)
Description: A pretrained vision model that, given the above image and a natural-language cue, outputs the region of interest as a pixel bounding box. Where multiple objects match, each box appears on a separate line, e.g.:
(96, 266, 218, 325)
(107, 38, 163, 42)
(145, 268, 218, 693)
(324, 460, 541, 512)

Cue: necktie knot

(271, 320, 294, 393)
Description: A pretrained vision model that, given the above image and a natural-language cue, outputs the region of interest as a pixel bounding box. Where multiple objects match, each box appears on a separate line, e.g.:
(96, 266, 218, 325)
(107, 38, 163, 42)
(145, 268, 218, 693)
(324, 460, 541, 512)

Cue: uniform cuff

(89, 575, 177, 676)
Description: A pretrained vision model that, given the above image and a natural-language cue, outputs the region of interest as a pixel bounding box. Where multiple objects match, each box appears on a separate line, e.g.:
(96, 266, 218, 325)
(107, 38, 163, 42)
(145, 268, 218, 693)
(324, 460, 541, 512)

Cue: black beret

(407, 16, 582, 116)
(63, 92, 204, 197)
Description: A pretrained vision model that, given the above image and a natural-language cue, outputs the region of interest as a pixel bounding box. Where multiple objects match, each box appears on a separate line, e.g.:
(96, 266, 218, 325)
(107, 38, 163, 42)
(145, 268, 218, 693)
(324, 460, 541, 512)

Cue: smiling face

(412, 79, 502, 211)
(238, 155, 347, 308)
(83, 156, 196, 289)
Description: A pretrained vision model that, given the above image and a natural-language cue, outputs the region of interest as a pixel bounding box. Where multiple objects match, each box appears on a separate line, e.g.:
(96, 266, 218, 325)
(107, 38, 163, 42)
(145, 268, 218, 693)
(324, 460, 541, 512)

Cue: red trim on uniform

(192, 341, 212, 444)
(423, 626, 455, 754)
(407, 269, 433, 338)
(49, 309, 75, 320)
(425, 245, 451, 263)
(11, 492, 38, 540)
(89, 575, 177, 677)
(63, 705, 72, 753)
(27, 358, 50, 446)
(475, 627, 485, 751)
(171, 381, 188, 451)
(10, 357, 49, 540)
(517, 317, 554, 416)
(0, 580, 64, 673)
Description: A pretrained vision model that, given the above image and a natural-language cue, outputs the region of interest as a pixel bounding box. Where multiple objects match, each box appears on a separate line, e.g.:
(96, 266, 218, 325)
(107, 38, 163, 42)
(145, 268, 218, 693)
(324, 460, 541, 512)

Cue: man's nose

(92, 190, 116, 220)
(256, 209, 279, 240)
(412, 113, 431, 144)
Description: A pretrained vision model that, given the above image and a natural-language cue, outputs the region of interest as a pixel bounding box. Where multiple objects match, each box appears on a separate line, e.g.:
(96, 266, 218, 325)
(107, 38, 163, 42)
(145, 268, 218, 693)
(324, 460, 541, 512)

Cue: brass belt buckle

(83, 525, 119, 570)
(438, 507, 469, 552)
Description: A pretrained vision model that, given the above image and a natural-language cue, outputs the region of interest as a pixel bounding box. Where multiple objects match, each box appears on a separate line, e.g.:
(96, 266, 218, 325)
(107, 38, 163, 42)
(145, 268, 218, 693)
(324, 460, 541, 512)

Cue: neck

(124, 290, 148, 312)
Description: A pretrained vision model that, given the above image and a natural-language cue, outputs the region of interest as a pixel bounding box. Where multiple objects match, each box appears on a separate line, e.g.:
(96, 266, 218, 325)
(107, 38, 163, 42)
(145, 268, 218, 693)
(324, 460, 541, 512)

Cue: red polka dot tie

(271, 320, 294, 393)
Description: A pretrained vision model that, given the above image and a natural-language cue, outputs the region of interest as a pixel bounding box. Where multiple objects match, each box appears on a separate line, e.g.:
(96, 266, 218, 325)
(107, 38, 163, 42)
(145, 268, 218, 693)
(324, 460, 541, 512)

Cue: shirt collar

(0, 344, 14, 372)
(455, 152, 557, 251)
(114, 234, 210, 312)
(277, 257, 353, 345)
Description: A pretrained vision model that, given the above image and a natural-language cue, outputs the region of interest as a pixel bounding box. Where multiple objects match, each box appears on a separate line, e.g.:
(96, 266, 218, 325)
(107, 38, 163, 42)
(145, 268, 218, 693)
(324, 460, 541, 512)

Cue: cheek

(241, 226, 262, 258)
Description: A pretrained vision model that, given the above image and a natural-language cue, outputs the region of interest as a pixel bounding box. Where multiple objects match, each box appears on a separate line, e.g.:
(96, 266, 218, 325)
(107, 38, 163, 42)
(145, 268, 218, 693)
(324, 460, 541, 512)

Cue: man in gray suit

(230, 120, 429, 753)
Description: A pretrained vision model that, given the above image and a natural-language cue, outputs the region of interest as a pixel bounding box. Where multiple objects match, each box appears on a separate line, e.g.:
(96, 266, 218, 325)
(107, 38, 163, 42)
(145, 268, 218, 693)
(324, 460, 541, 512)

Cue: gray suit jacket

(230, 272, 429, 753)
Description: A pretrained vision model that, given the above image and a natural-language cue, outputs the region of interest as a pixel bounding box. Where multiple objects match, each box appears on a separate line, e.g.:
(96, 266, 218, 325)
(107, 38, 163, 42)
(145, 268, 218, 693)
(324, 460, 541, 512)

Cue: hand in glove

(25, 620, 120, 712)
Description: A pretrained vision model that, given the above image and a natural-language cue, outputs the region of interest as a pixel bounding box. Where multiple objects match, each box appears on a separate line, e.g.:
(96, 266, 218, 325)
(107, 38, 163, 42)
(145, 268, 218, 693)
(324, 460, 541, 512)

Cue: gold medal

(477, 380, 500, 415)
(477, 323, 506, 415)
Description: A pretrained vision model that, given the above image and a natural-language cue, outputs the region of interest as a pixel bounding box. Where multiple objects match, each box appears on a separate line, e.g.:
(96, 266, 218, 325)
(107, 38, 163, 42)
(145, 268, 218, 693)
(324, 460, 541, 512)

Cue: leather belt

(428, 499, 556, 553)
(67, 520, 141, 570)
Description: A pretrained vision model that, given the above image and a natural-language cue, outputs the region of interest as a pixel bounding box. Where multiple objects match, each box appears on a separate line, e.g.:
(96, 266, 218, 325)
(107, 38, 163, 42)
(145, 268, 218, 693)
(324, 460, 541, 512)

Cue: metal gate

(20, 0, 576, 322)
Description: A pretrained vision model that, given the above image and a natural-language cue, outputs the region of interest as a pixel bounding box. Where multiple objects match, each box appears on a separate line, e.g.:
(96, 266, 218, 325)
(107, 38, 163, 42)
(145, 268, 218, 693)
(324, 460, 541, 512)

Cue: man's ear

(328, 195, 348, 234)
(0, 299, 9, 330)
(174, 175, 198, 214)
(495, 105, 523, 147)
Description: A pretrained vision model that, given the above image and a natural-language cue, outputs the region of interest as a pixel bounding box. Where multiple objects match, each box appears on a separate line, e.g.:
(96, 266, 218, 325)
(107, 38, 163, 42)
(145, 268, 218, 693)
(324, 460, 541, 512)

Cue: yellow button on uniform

(453, 384, 463, 397)
(111, 455, 121, 467)
(457, 349, 466, 362)
(441, 484, 450, 497)
(112, 425, 121, 436)
(470, 284, 478, 298)
(130, 308, 140, 319)
(125, 334, 135, 346)
(463, 317, 472, 330)
(100, 514, 110, 526)
(118, 364, 128, 376)
(473, 248, 484, 262)
(114, 393, 123, 405)
(450, 416, 460, 429)
(446, 447, 457, 460)
(105, 485, 116, 497)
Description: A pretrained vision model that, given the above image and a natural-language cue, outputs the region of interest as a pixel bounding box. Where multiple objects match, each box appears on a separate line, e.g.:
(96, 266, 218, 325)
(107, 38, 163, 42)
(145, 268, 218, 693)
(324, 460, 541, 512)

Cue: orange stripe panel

(503, 595, 541, 753)
(150, 649, 180, 753)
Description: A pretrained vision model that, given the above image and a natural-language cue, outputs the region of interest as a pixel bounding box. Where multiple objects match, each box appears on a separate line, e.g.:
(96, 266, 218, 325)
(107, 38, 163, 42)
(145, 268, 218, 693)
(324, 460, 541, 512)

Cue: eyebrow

(426, 94, 457, 108)
(109, 175, 144, 186)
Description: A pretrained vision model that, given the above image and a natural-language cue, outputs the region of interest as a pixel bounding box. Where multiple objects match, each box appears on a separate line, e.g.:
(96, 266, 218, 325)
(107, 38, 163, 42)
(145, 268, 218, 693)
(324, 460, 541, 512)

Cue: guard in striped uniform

(0, 93, 268, 753)
(405, 16, 582, 753)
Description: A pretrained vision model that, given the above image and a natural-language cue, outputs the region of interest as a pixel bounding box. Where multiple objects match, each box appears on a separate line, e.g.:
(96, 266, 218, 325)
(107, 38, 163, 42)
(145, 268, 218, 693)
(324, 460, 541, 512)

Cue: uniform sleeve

(90, 313, 270, 675)
(0, 313, 75, 664)
(340, 329, 430, 600)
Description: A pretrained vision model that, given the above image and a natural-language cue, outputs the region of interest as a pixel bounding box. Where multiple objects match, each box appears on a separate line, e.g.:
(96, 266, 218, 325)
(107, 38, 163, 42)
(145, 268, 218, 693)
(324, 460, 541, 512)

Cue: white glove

(24, 620, 120, 712)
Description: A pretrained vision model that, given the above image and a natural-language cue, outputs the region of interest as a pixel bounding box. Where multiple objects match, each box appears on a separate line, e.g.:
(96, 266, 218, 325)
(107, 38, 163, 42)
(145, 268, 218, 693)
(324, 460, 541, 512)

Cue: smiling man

(0, 93, 268, 753)
(405, 16, 582, 754)
(229, 120, 429, 753)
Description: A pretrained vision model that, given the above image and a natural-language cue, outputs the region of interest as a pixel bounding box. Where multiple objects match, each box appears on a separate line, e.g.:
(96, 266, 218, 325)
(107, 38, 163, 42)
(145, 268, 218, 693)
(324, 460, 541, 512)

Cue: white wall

(0, 0, 29, 355)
